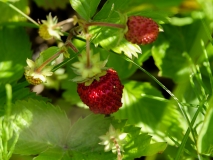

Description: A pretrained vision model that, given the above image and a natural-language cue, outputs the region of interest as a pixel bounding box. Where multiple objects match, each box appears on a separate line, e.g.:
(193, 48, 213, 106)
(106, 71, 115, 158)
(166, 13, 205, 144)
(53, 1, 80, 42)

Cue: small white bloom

(99, 124, 127, 153)
(39, 13, 63, 40)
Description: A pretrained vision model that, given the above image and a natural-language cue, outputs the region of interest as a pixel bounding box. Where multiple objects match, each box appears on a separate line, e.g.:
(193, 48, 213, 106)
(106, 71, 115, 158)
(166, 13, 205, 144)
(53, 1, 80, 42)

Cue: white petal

(26, 58, 35, 68)
(119, 133, 127, 140)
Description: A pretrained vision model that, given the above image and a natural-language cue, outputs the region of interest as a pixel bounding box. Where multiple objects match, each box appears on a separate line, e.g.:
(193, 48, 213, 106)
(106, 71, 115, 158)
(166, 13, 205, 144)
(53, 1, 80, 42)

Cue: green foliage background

(0, 0, 213, 160)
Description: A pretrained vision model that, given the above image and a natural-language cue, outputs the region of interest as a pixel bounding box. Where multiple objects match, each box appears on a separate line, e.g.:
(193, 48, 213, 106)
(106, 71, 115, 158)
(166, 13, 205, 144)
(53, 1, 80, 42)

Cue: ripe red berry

(77, 69, 124, 114)
(125, 16, 159, 45)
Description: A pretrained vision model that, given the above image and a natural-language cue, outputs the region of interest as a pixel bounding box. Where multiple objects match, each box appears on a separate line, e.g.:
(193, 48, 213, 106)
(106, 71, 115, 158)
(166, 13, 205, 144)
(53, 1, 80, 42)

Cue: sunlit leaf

(152, 19, 210, 83)
(89, 25, 141, 59)
(0, 1, 29, 23)
(113, 80, 185, 145)
(197, 105, 213, 156)
(114, 81, 168, 129)
(69, 0, 101, 20)
(10, 99, 166, 159)
(122, 125, 167, 159)
(0, 27, 32, 84)
(101, 47, 150, 80)
(12, 99, 71, 155)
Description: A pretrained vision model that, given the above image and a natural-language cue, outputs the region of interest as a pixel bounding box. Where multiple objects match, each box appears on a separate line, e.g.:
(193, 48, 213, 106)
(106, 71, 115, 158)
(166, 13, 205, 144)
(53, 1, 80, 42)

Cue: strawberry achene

(125, 16, 159, 45)
(77, 69, 124, 114)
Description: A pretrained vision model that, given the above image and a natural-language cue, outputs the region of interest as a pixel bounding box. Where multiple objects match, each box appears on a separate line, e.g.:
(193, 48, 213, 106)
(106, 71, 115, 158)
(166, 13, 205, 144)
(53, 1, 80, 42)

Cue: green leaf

(33, 0, 69, 10)
(0, 1, 29, 23)
(152, 19, 210, 83)
(89, 24, 141, 58)
(12, 99, 71, 155)
(33, 147, 68, 160)
(94, 0, 171, 23)
(123, 0, 183, 15)
(69, 0, 101, 20)
(152, 26, 190, 83)
(197, 104, 213, 156)
(93, 0, 129, 20)
(101, 48, 150, 80)
(11, 99, 167, 159)
(62, 80, 82, 105)
(86, 0, 142, 58)
(122, 125, 167, 159)
(0, 27, 32, 84)
(11, 100, 121, 158)
(61, 52, 83, 105)
(67, 150, 116, 160)
(113, 81, 168, 130)
(36, 46, 60, 67)
(66, 114, 124, 152)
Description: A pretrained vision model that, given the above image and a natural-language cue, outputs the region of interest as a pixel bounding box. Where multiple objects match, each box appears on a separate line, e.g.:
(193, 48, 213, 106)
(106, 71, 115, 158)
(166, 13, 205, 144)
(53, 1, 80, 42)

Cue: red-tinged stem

(86, 32, 91, 67)
(112, 138, 122, 160)
(85, 22, 126, 29)
(65, 41, 79, 53)
(36, 50, 64, 73)
(65, 30, 79, 53)
(52, 18, 74, 29)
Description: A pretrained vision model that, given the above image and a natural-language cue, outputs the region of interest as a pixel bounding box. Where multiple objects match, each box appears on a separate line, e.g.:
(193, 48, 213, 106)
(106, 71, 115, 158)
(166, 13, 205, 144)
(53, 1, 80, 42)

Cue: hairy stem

(36, 50, 64, 73)
(65, 31, 79, 53)
(112, 138, 122, 160)
(86, 33, 91, 67)
(52, 18, 74, 29)
(65, 42, 79, 53)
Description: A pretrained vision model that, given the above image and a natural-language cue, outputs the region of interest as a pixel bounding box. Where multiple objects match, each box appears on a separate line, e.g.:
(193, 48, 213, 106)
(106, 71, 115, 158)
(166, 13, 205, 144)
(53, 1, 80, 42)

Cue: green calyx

(72, 51, 108, 86)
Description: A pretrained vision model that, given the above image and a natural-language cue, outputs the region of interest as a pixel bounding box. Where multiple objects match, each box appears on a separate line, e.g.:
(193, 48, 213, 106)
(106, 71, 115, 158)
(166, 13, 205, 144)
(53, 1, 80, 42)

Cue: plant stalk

(4, 2, 39, 26)
(52, 18, 74, 29)
(36, 50, 64, 73)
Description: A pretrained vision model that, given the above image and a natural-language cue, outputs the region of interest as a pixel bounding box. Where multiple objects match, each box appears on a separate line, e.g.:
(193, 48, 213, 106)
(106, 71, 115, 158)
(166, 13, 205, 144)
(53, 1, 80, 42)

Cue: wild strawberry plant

(0, 0, 213, 160)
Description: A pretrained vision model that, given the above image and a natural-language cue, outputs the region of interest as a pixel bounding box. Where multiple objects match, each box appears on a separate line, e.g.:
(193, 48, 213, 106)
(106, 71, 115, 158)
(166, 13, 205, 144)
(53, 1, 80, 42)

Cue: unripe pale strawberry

(125, 16, 159, 45)
(77, 69, 124, 114)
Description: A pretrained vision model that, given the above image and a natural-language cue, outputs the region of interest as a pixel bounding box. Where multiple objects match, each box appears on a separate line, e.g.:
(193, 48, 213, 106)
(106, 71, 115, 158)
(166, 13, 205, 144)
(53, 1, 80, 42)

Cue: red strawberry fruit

(125, 16, 159, 45)
(77, 69, 124, 114)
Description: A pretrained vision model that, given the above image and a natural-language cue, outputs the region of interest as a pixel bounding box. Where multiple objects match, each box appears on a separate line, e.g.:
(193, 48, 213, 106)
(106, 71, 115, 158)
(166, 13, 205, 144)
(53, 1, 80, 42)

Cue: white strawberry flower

(99, 124, 127, 153)
(39, 13, 63, 40)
